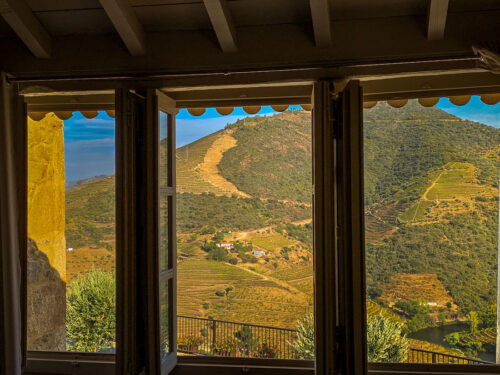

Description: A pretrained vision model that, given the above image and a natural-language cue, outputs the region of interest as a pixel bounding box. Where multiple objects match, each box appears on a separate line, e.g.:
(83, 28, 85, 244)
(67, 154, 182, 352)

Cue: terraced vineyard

(270, 265, 312, 282)
(177, 259, 311, 328)
(459, 328, 496, 347)
(176, 131, 228, 195)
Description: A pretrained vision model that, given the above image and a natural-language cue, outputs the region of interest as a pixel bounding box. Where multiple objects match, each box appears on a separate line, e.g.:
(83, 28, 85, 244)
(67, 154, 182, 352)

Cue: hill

(65, 105, 499, 329)
(363, 102, 499, 315)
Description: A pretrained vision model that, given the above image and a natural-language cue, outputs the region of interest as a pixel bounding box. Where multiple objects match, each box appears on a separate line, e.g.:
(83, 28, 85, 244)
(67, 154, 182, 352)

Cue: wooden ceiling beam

(427, 0, 449, 40)
(203, 0, 237, 53)
(99, 0, 146, 56)
(0, 0, 51, 58)
(309, 0, 332, 47)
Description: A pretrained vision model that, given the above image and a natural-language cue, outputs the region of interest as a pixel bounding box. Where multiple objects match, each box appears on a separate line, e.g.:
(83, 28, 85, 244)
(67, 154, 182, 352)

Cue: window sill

(175, 356, 314, 375)
(369, 362, 500, 375)
(25, 351, 115, 375)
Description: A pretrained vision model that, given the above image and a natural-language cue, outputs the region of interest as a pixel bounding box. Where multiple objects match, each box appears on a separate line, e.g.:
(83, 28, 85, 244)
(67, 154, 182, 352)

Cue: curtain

(0, 72, 23, 375)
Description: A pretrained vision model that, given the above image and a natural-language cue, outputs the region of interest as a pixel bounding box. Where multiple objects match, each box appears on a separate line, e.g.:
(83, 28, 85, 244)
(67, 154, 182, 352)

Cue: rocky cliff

(27, 238, 66, 350)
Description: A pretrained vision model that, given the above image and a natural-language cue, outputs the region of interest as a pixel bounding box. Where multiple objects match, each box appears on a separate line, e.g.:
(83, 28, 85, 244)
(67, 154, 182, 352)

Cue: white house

(217, 242, 234, 250)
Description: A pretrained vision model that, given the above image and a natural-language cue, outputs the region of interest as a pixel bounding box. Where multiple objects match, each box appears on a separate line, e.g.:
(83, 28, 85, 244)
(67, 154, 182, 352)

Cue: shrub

(215, 290, 226, 297)
(255, 343, 278, 358)
(214, 339, 238, 353)
(367, 314, 409, 363)
(225, 286, 234, 293)
(203, 302, 210, 310)
(291, 312, 315, 359)
(207, 247, 228, 261)
(66, 268, 116, 352)
(234, 325, 258, 356)
(228, 257, 238, 265)
(178, 336, 202, 347)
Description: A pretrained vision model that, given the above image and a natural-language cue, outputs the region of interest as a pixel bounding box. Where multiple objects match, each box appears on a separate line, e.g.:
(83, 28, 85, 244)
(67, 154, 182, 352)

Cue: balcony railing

(177, 315, 296, 359)
(407, 348, 492, 365)
(177, 315, 494, 364)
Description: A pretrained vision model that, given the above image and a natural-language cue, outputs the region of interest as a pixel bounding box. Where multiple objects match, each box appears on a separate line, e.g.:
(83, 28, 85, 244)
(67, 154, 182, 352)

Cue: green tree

(467, 311, 480, 333)
(66, 268, 116, 352)
(213, 231, 225, 243)
(207, 246, 228, 261)
(291, 312, 315, 359)
(367, 314, 409, 363)
(234, 325, 258, 356)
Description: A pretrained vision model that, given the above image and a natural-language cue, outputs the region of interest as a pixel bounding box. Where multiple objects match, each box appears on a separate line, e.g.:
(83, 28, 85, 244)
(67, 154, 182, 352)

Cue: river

(408, 323, 497, 363)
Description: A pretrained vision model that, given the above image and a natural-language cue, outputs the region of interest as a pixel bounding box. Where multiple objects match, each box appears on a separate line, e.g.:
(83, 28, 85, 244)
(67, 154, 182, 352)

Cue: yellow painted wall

(27, 113, 66, 282)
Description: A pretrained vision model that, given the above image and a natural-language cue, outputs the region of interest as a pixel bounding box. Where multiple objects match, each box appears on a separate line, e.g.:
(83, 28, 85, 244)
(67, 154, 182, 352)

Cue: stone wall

(27, 113, 66, 350)
(27, 113, 66, 281)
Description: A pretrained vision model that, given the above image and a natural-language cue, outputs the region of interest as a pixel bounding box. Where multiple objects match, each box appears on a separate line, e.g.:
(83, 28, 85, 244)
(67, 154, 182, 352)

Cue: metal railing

(177, 315, 296, 359)
(406, 348, 492, 365)
(177, 315, 493, 364)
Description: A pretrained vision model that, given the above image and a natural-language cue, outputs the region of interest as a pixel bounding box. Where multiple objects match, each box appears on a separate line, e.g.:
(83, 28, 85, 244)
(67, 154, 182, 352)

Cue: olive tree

(291, 312, 315, 359)
(66, 268, 116, 352)
(367, 314, 409, 363)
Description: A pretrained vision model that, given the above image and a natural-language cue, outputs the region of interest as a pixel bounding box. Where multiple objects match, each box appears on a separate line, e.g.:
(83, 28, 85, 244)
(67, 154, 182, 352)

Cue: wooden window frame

(358, 80, 500, 375)
(14, 72, 500, 375)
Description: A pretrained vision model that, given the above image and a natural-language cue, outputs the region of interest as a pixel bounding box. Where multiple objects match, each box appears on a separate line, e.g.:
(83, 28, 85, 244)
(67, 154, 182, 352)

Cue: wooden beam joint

(0, 0, 51, 58)
(427, 0, 449, 40)
(309, 0, 332, 48)
(203, 0, 238, 53)
(99, 0, 146, 56)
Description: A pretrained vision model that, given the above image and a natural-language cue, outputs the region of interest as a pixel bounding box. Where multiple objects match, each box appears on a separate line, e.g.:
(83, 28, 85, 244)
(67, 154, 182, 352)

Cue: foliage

(291, 312, 315, 360)
(467, 311, 480, 333)
(177, 192, 311, 233)
(214, 339, 238, 353)
(215, 290, 226, 297)
(367, 314, 409, 363)
(220, 112, 312, 203)
(394, 299, 432, 333)
(178, 336, 202, 346)
(366, 210, 498, 314)
(278, 223, 313, 248)
(207, 246, 228, 262)
(66, 268, 116, 352)
(255, 343, 278, 358)
(234, 325, 258, 356)
(478, 304, 497, 329)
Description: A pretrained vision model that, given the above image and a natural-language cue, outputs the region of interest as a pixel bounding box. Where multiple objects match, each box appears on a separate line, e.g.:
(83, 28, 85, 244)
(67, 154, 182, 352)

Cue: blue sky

(63, 99, 499, 182)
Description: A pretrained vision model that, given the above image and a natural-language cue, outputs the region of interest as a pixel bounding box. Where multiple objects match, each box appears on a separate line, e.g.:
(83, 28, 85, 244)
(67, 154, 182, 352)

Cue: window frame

(15, 73, 500, 375)
(358, 78, 500, 375)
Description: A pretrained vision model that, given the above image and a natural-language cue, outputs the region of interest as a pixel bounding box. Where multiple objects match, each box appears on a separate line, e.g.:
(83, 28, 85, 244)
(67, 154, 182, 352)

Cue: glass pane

(363, 97, 499, 364)
(27, 111, 116, 352)
(159, 110, 169, 272)
(176, 106, 314, 359)
(160, 277, 171, 359)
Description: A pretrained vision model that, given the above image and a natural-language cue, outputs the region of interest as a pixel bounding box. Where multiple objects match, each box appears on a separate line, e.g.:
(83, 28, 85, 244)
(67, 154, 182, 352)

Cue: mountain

(65, 104, 499, 320)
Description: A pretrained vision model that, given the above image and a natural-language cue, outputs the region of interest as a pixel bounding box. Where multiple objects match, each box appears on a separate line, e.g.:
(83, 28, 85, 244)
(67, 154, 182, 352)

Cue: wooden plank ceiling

(0, 0, 499, 79)
(2, 0, 499, 58)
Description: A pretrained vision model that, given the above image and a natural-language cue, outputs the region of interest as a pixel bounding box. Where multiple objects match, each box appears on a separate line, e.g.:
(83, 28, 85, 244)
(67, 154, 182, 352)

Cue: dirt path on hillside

(422, 170, 444, 201)
(291, 218, 312, 226)
(198, 132, 252, 198)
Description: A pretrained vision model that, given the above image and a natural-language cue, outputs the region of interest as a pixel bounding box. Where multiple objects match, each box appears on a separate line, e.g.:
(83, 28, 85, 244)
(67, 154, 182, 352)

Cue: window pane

(176, 107, 314, 359)
(159, 111, 169, 272)
(27, 111, 116, 353)
(363, 97, 499, 364)
(160, 277, 171, 359)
